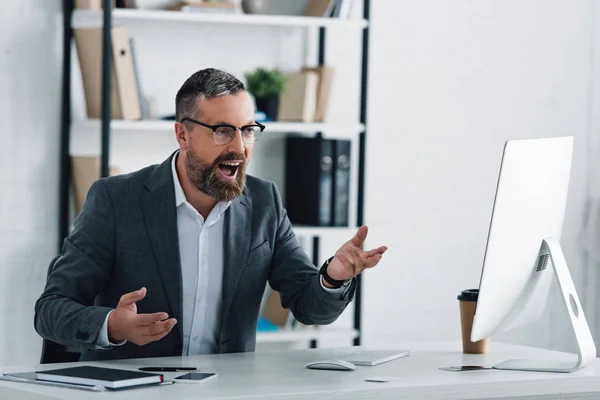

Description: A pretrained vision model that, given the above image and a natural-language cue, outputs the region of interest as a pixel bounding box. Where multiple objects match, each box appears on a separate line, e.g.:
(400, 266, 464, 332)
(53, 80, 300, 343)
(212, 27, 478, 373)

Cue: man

(35, 68, 387, 361)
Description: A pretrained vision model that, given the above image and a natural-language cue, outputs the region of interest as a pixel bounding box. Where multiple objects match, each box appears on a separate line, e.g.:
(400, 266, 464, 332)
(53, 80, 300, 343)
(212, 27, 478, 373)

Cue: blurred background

(1, 0, 599, 365)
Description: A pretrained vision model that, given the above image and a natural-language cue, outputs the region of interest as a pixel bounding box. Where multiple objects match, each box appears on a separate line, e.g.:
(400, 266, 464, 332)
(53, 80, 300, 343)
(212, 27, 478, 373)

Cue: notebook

(35, 366, 163, 389)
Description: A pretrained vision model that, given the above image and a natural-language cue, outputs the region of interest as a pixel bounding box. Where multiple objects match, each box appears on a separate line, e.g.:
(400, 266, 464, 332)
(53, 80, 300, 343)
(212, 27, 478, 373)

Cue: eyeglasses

(180, 117, 265, 145)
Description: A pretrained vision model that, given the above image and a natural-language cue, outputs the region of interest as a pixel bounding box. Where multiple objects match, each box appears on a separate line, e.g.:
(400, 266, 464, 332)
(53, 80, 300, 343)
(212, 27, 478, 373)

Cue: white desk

(1, 341, 600, 399)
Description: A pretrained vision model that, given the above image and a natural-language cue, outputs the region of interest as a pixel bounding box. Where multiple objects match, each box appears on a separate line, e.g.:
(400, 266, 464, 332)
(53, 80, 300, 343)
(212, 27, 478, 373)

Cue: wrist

(319, 257, 347, 289)
(321, 275, 337, 289)
(107, 311, 125, 342)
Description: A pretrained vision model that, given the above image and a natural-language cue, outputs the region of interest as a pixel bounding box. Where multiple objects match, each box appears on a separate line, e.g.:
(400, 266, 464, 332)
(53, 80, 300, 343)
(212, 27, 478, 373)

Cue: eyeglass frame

(180, 117, 266, 145)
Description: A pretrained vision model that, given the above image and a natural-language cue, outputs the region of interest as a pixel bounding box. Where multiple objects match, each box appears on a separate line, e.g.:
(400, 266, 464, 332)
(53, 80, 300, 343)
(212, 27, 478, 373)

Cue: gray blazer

(34, 153, 355, 361)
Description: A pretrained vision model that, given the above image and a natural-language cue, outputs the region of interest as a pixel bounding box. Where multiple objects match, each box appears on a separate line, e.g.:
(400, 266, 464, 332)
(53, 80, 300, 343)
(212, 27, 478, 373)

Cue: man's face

(179, 91, 256, 202)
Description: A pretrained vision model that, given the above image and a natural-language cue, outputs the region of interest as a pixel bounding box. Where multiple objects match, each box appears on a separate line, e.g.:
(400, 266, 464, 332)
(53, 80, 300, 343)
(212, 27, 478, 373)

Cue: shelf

(73, 9, 368, 29)
(256, 327, 358, 343)
(71, 119, 365, 135)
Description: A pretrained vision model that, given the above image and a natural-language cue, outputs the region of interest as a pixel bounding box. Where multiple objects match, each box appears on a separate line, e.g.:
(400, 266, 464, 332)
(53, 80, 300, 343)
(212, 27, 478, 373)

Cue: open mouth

(217, 161, 242, 181)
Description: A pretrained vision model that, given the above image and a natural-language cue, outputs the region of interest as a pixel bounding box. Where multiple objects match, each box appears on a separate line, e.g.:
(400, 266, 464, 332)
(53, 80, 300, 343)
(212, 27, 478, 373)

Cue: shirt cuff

(95, 310, 127, 349)
(320, 276, 352, 299)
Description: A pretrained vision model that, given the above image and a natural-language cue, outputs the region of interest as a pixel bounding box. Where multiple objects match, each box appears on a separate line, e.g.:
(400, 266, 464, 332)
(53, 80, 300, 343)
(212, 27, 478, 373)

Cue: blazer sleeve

(267, 182, 355, 325)
(34, 179, 116, 350)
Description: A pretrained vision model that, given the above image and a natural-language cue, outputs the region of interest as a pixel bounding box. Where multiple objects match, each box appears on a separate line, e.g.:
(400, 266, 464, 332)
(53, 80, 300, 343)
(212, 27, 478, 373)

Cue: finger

(362, 246, 388, 258)
(345, 246, 358, 265)
(139, 325, 176, 345)
(141, 319, 177, 336)
(348, 246, 366, 272)
(136, 312, 170, 326)
(364, 254, 383, 269)
(118, 287, 146, 307)
(350, 225, 368, 247)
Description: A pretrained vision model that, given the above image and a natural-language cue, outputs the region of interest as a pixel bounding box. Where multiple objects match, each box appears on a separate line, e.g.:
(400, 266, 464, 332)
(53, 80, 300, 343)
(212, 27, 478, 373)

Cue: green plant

(244, 68, 287, 99)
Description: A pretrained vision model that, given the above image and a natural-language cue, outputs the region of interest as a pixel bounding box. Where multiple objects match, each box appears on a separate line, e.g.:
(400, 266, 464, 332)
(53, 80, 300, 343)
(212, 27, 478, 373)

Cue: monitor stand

(493, 238, 597, 373)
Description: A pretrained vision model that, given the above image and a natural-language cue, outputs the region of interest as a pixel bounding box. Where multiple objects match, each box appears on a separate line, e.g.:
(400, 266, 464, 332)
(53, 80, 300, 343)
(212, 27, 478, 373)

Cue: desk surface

(1, 341, 600, 399)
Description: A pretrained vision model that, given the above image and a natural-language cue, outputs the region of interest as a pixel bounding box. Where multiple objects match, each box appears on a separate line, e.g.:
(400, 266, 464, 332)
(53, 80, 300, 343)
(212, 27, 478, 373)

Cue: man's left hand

(324, 225, 388, 286)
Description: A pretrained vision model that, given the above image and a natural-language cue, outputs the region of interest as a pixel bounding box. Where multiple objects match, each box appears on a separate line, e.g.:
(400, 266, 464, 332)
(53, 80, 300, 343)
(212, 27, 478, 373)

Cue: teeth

(221, 162, 240, 166)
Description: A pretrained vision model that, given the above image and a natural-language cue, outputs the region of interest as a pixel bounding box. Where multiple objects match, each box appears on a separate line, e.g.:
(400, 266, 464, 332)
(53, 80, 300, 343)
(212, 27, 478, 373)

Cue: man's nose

(228, 129, 246, 153)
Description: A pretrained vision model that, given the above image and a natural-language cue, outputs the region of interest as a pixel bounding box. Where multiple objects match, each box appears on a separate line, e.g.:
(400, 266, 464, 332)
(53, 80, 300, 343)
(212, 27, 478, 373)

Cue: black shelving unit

(51, 0, 370, 362)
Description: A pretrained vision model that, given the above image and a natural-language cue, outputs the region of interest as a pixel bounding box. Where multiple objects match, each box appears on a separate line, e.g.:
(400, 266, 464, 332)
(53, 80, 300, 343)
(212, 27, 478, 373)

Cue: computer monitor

(470, 136, 596, 373)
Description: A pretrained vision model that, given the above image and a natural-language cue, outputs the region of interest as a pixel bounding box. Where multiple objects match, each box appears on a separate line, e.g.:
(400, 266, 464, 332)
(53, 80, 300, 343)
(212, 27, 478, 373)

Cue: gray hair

(175, 68, 245, 122)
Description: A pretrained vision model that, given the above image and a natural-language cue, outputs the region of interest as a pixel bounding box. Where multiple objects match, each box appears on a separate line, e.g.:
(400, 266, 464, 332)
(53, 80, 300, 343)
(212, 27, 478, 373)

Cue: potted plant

(244, 67, 286, 121)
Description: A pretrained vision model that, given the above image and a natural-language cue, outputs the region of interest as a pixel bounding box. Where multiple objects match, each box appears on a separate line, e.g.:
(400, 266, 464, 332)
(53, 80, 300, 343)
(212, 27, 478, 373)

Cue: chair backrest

(39, 255, 82, 364)
(40, 340, 81, 364)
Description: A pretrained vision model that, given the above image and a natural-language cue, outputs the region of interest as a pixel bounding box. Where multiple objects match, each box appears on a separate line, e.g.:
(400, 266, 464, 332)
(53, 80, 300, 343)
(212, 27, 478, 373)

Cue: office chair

(40, 340, 81, 364)
(39, 255, 82, 364)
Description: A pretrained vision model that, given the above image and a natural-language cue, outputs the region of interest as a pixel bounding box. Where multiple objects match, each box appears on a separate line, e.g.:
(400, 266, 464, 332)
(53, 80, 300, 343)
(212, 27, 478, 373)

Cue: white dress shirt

(97, 152, 346, 351)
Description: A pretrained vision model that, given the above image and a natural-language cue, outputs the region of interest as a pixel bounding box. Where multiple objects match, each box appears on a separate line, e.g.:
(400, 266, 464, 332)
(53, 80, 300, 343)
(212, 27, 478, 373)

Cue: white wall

(363, 0, 596, 352)
(579, 0, 600, 351)
(0, 1, 63, 364)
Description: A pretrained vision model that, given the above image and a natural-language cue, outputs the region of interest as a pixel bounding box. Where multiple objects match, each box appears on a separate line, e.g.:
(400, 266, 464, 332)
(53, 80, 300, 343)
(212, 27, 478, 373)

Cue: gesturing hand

(325, 226, 387, 284)
(107, 287, 177, 346)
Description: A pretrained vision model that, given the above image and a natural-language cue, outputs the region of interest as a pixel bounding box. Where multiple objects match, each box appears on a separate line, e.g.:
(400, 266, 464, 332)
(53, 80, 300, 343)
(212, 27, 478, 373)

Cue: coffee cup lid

(457, 289, 479, 301)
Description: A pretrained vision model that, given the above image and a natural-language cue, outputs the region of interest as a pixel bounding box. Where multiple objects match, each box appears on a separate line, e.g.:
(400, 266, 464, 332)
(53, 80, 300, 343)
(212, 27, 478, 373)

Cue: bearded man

(34, 68, 387, 361)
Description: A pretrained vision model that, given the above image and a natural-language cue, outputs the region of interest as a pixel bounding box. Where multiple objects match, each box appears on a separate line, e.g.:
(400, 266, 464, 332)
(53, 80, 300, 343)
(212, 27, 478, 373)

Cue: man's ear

(175, 122, 188, 149)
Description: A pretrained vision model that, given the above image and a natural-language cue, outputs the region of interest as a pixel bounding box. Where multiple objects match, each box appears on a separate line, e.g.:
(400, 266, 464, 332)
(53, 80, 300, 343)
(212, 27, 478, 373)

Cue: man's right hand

(107, 287, 177, 346)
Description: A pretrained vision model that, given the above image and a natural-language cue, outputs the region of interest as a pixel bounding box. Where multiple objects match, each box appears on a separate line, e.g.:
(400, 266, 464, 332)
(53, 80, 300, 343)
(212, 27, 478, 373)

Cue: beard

(185, 148, 247, 202)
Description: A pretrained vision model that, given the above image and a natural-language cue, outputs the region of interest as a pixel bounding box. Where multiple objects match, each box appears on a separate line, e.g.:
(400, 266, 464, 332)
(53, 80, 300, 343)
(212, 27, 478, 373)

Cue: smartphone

(173, 372, 218, 384)
(439, 366, 491, 372)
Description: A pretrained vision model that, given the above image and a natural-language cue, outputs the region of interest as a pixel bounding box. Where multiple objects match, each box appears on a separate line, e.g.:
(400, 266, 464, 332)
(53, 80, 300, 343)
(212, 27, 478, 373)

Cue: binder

(302, 66, 334, 122)
(303, 0, 337, 17)
(71, 156, 119, 215)
(75, 0, 102, 8)
(277, 71, 319, 122)
(75, 0, 116, 9)
(332, 140, 351, 226)
(285, 136, 333, 226)
(129, 38, 148, 119)
(74, 25, 142, 120)
(116, 0, 137, 7)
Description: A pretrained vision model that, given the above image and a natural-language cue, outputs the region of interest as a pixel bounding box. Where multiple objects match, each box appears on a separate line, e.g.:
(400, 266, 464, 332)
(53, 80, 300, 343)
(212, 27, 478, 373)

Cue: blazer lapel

(220, 193, 252, 336)
(141, 153, 183, 339)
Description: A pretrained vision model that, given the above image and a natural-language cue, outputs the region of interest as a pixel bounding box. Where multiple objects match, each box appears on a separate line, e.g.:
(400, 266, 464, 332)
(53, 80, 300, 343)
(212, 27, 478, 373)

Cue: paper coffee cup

(457, 289, 490, 354)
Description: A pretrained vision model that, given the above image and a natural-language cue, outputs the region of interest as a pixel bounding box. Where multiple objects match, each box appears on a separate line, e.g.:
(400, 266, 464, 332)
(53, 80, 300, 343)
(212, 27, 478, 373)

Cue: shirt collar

(171, 151, 187, 207)
(171, 151, 232, 215)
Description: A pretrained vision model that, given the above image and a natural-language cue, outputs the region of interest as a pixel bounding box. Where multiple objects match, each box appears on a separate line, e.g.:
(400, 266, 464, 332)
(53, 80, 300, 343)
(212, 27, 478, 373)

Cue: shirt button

(193, 336, 199, 342)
